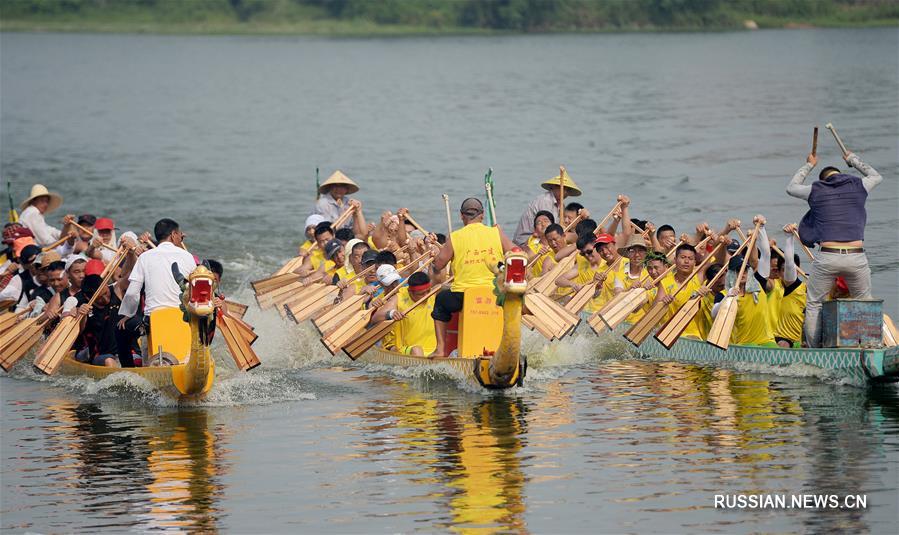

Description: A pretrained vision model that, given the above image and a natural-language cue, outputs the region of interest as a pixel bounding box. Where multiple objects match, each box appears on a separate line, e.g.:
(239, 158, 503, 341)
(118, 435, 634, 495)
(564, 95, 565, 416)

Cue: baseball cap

(84, 259, 105, 277)
(324, 239, 343, 259)
(726, 239, 740, 254)
(95, 217, 117, 231)
(361, 250, 379, 266)
(305, 214, 326, 230)
(77, 214, 97, 226)
(376, 264, 401, 286)
(594, 233, 615, 244)
(19, 243, 41, 264)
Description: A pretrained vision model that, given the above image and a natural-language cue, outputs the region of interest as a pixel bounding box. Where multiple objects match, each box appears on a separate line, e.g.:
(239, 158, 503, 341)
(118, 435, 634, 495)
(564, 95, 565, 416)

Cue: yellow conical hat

(541, 169, 581, 197)
(319, 170, 359, 195)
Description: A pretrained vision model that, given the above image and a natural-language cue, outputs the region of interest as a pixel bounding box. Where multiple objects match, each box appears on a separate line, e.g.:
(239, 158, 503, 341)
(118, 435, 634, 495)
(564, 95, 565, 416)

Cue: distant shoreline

(1, 19, 896, 38)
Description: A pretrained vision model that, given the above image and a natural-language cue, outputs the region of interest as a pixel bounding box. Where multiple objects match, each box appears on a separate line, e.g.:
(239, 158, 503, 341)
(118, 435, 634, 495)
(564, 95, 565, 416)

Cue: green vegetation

(1, 0, 897, 35)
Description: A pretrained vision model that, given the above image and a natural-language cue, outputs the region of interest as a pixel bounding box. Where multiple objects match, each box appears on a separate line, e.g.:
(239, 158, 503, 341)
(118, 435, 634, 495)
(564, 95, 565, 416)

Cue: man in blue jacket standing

(786, 146, 883, 347)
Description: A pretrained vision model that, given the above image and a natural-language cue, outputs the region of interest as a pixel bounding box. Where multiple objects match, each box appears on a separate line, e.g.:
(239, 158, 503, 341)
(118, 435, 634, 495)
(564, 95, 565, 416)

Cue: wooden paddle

(217, 310, 261, 371)
(0, 316, 44, 372)
(654, 234, 754, 349)
(558, 166, 566, 224)
(622, 236, 726, 347)
(564, 256, 624, 317)
(812, 126, 819, 156)
(41, 232, 75, 252)
(596, 236, 711, 331)
(0, 305, 33, 335)
(319, 252, 436, 337)
(706, 223, 762, 350)
(321, 278, 409, 355)
(262, 206, 357, 283)
(223, 299, 248, 320)
(790, 229, 816, 263)
(67, 220, 118, 253)
(595, 200, 625, 234)
(343, 278, 450, 360)
(284, 243, 414, 323)
(33, 245, 129, 375)
(403, 213, 428, 235)
(884, 314, 898, 348)
(825, 122, 850, 157)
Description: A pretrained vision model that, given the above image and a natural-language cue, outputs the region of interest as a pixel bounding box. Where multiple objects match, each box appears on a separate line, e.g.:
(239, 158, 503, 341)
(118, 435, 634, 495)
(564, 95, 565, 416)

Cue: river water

(1, 29, 898, 533)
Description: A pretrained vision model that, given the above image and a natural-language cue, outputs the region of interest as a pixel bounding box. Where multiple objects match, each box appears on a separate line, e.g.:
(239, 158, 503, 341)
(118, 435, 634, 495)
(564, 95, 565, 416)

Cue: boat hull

(355, 346, 525, 389)
(58, 352, 216, 399)
(609, 324, 899, 385)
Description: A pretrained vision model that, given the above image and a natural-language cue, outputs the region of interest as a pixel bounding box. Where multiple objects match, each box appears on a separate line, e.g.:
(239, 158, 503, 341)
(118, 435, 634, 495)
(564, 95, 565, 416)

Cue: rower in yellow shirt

(295, 222, 335, 276)
(525, 210, 554, 264)
(612, 234, 650, 323)
(429, 198, 515, 357)
(535, 223, 576, 290)
(389, 272, 438, 356)
(657, 243, 705, 339)
(711, 216, 776, 347)
(554, 233, 617, 312)
(773, 224, 807, 347)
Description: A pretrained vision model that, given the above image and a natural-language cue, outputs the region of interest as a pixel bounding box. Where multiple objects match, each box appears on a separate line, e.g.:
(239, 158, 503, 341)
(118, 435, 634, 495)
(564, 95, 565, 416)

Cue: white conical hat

(20, 184, 63, 213)
(319, 170, 359, 195)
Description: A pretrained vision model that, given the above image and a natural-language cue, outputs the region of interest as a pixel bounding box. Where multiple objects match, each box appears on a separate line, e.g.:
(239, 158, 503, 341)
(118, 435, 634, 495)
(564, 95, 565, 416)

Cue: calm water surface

(1, 29, 898, 533)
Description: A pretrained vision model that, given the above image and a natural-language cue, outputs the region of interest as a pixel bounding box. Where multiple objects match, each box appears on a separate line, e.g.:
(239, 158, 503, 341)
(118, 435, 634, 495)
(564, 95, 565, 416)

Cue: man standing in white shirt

(116, 218, 196, 367)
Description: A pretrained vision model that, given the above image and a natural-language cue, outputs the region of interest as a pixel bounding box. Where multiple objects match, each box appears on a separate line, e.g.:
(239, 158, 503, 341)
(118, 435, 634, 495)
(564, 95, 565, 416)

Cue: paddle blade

(223, 300, 248, 320)
(0, 318, 43, 372)
(883, 314, 898, 348)
(288, 286, 339, 323)
(623, 301, 668, 347)
(33, 316, 81, 375)
(587, 312, 607, 334)
(600, 288, 647, 330)
(654, 296, 701, 350)
(343, 320, 396, 360)
(322, 309, 372, 355)
(219, 315, 261, 371)
(706, 296, 738, 350)
(314, 295, 366, 335)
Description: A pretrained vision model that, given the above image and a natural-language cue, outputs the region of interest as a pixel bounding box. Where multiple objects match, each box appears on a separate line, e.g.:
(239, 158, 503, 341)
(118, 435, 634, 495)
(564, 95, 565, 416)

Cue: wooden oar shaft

(825, 122, 850, 156)
(732, 223, 761, 293)
(69, 221, 118, 252)
(558, 166, 566, 224)
(700, 230, 756, 291)
(812, 126, 819, 156)
(403, 214, 428, 234)
(86, 247, 128, 308)
(442, 194, 452, 235)
(791, 229, 816, 261)
(42, 233, 74, 252)
(595, 201, 624, 232)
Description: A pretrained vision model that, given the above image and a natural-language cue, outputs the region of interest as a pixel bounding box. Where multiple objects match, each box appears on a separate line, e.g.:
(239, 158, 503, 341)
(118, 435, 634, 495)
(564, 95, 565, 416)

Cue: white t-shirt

(119, 242, 197, 317)
(19, 205, 61, 247)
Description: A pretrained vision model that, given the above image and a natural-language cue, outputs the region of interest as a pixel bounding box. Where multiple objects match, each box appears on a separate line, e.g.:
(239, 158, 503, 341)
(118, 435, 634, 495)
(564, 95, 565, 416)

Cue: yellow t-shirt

(392, 287, 437, 354)
(615, 263, 650, 323)
(450, 223, 502, 292)
(526, 235, 541, 255)
(731, 291, 775, 346)
(661, 272, 703, 339)
(766, 278, 784, 333)
(300, 240, 314, 252)
(699, 290, 724, 339)
(774, 281, 806, 343)
(597, 257, 627, 310)
(574, 259, 608, 313)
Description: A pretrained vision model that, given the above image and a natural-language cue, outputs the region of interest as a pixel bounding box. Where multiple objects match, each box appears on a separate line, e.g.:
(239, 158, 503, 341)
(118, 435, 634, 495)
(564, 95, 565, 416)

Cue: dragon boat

(609, 324, 899, 386)
(57, 266, 220, 399)
(347, 250, 529, 389)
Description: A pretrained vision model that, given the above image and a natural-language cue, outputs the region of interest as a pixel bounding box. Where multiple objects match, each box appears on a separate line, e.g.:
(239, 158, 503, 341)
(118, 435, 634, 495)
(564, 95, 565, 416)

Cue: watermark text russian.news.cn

(714, 494, 867, 510)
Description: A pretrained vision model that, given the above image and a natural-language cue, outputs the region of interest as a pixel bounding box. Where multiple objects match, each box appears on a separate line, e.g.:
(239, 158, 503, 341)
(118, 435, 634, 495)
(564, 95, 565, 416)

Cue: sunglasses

(580, 248, 595, 257)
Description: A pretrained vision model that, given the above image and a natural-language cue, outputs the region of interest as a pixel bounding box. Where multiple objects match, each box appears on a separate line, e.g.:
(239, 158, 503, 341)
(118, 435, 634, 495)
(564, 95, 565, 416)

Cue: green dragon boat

(610, 325, 899, 385)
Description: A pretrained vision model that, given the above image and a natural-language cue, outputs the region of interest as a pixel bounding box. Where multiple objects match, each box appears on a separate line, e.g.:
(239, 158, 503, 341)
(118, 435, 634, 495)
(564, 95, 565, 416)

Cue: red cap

(84, 259, 105, 276)
(594, 233, 615, 244)
(95, 217, 117, 231)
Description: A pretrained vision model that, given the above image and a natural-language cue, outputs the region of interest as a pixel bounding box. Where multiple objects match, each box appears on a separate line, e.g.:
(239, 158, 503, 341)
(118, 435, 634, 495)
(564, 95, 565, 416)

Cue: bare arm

(432, 236, 454, 273)
(554, 267, 580, 290)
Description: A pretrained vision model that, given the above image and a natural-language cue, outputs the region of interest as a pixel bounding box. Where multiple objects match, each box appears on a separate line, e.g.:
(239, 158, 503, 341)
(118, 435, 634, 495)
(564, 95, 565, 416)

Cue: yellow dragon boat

(56, 266, 219, 400)
(344, 250, 529, 389)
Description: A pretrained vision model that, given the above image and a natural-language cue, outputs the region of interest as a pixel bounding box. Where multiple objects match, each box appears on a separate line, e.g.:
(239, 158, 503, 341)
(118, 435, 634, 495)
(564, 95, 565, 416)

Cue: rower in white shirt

(18, 184, 75, 248)
(118, 218, 196, 324)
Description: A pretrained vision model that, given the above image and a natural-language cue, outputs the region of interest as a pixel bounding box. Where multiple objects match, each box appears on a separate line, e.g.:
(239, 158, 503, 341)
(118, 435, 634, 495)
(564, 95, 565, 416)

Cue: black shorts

(432, 290, 464, 322)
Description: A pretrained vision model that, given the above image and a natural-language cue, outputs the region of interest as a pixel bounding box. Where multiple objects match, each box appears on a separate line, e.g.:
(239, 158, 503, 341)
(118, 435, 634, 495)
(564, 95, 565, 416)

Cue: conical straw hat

(541, 169, 582, 197)
(20, 184, 63, 213)
(319, 170, 359, 195)
(617, 233, 649, 255)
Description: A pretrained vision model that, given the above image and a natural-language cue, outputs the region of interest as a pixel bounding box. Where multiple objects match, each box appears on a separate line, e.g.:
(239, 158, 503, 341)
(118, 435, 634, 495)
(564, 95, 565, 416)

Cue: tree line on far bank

(5, 0, 898, 31)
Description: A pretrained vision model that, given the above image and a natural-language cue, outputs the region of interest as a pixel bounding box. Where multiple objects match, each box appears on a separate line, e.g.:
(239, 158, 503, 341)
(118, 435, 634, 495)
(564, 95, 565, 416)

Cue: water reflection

(22, 403, 226, 532)
(352, 384, 529, 534)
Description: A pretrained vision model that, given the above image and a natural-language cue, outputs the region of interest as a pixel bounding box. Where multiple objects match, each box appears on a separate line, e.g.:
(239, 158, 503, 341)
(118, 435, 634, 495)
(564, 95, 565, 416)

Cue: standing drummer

(786, 148, 883, 347)
(513, 169, 582, 247)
